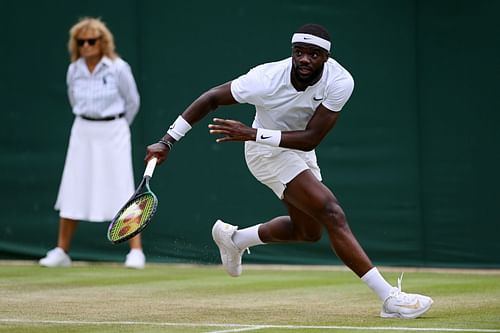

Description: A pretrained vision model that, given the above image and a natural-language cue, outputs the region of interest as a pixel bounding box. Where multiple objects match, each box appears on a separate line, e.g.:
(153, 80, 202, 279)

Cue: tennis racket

(107, 157, 158, 244)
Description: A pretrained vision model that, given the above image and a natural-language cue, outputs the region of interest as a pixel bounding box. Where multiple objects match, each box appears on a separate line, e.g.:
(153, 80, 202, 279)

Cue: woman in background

(39, 17, 145, 269)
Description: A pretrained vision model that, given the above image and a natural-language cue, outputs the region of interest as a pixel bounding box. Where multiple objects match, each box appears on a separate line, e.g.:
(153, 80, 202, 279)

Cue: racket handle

(144, 157, 158, 177)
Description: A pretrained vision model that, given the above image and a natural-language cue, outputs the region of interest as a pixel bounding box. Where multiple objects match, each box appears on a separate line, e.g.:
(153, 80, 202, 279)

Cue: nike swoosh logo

(169, 124, 175, 130)
(395, 300, 421, 310)
(303, 37, 312, 40)
(313, 97, 323, 101)
(260, 135, 271, 140)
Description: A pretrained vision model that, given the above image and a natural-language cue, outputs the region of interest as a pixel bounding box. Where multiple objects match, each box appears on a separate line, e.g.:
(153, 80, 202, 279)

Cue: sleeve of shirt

(322, 70, 355, 112)
(230, 66, 267, 106)
(116, 59, 140, 125)
(66, 64, 76, 109)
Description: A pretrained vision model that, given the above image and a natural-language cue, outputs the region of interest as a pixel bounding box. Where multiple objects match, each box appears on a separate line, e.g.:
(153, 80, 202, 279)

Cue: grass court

(1, 262, 499, 333)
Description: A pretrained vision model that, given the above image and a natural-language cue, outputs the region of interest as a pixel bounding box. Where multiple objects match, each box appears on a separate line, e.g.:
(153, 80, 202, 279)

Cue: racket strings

(108, 195, 156, 241)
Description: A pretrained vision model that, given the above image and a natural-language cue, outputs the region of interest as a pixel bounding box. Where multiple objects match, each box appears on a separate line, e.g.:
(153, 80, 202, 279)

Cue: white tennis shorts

(244, 141, 322, 199)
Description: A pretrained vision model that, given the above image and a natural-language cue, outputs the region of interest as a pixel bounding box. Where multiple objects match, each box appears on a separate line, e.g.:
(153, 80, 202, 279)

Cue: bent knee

(317, 200, 348, 230)
(327, 202, 346, 224)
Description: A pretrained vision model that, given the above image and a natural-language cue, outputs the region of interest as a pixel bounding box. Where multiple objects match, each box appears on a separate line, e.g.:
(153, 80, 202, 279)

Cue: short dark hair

(295, 24, 330, 42)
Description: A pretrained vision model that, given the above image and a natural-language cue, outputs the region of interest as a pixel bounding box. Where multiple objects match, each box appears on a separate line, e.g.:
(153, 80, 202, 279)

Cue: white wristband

(167, 115, 192, 141)
(256, 128, 281, 147)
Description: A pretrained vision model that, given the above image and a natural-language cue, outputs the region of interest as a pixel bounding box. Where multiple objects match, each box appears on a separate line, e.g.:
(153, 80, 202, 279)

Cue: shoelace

(397, 272, 404, 292)
(392, 272, 416, 302)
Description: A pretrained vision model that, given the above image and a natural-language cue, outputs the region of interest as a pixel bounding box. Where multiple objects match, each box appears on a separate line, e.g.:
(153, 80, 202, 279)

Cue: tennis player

(146, 23, 433, 318)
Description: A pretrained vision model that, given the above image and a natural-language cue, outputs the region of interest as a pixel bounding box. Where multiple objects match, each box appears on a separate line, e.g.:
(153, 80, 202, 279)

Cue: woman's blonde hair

(68, 17, 118, 62)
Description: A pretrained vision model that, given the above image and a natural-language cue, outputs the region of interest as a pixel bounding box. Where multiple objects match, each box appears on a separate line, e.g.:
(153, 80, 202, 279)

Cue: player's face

(291, 43, 329, 87)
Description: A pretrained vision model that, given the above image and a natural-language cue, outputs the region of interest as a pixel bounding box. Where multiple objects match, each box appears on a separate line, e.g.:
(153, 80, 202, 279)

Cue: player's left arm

(209, 104, 340, 152)
(280, 105, 340, 151)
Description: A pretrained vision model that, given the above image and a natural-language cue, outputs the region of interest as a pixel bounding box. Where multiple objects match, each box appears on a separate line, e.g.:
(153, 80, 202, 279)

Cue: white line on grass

(1, 319, 499, 332)
(205, 327, 268, 333)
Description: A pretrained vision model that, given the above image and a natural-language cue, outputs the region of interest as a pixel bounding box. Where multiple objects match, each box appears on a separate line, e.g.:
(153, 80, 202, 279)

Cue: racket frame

(107, 158, 158, 244)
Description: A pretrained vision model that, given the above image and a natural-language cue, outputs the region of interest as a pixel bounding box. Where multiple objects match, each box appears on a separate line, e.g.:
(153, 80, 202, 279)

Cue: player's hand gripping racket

(107, 157, 158, 244)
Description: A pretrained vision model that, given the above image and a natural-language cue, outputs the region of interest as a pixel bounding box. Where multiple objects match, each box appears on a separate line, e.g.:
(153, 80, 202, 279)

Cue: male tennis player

(145, 23, 433, 319)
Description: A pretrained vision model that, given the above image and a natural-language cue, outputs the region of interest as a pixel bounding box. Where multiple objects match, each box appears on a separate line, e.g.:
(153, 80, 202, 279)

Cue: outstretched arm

(145, 82, 237, 164)
(180, 82, 238, 125)
(208, 104, 341, 151)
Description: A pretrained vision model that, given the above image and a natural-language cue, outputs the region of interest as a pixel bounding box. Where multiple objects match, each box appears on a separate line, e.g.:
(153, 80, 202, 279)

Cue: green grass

(0, 262, 499, 332)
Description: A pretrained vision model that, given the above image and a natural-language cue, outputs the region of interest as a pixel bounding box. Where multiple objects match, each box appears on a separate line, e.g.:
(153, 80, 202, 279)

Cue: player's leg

(282, 169, 373, 277)
(212, 168, 369, 277)
(283, 170, 433, 318)
(257, 205, 323, 243)
(224, 205, 322, 266)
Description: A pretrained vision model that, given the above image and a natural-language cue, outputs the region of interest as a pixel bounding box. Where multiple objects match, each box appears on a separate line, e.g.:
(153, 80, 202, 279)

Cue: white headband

(291, 33, 331, 52)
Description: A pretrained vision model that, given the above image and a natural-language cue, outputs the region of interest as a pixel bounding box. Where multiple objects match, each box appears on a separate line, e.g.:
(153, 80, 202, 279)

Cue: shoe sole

(380, 300, 434, 319)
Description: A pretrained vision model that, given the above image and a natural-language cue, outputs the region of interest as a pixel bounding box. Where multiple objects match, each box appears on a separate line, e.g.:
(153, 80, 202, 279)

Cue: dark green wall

(1, 0, 499, 267)
(417, 1, 500, 266)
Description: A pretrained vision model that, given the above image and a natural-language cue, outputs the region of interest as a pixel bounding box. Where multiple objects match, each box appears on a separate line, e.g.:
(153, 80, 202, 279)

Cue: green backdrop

(1, 0, 499, 268)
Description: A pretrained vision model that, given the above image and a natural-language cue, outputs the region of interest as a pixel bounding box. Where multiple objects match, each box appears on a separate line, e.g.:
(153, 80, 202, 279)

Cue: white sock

(361, 267, 394, 301)
(232, 224, 264, 249)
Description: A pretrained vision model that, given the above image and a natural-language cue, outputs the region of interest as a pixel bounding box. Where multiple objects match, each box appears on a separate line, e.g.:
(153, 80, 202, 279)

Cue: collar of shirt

(76, 56, 112, 76)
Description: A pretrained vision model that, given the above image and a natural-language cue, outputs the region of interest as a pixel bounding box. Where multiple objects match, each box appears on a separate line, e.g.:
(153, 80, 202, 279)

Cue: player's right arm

(145, 82, 238, 164)
(180, 81, 237, 124)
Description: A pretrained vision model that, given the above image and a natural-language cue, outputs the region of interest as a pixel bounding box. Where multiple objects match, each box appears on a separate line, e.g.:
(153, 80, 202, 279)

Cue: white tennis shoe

(381, 273, 433, 319)
(212, 220, 245, 277)
(125, 249, 146, 269)
(39, 247, 71, 267)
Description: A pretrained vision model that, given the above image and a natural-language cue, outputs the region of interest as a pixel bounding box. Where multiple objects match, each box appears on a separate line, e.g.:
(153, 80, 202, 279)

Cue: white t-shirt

(231, 57, 354, 131)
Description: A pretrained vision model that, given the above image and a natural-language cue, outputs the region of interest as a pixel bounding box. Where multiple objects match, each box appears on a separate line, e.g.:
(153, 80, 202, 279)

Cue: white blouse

(66, 56, 140, 124)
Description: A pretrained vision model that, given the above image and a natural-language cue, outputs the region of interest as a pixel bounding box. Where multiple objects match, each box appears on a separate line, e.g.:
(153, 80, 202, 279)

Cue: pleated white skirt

(55, 117, 135, 222)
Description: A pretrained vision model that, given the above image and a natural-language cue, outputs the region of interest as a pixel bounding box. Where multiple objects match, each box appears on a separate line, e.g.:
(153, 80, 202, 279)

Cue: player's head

(291, 23, 331, 54)
(290, 24, 330, 85)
